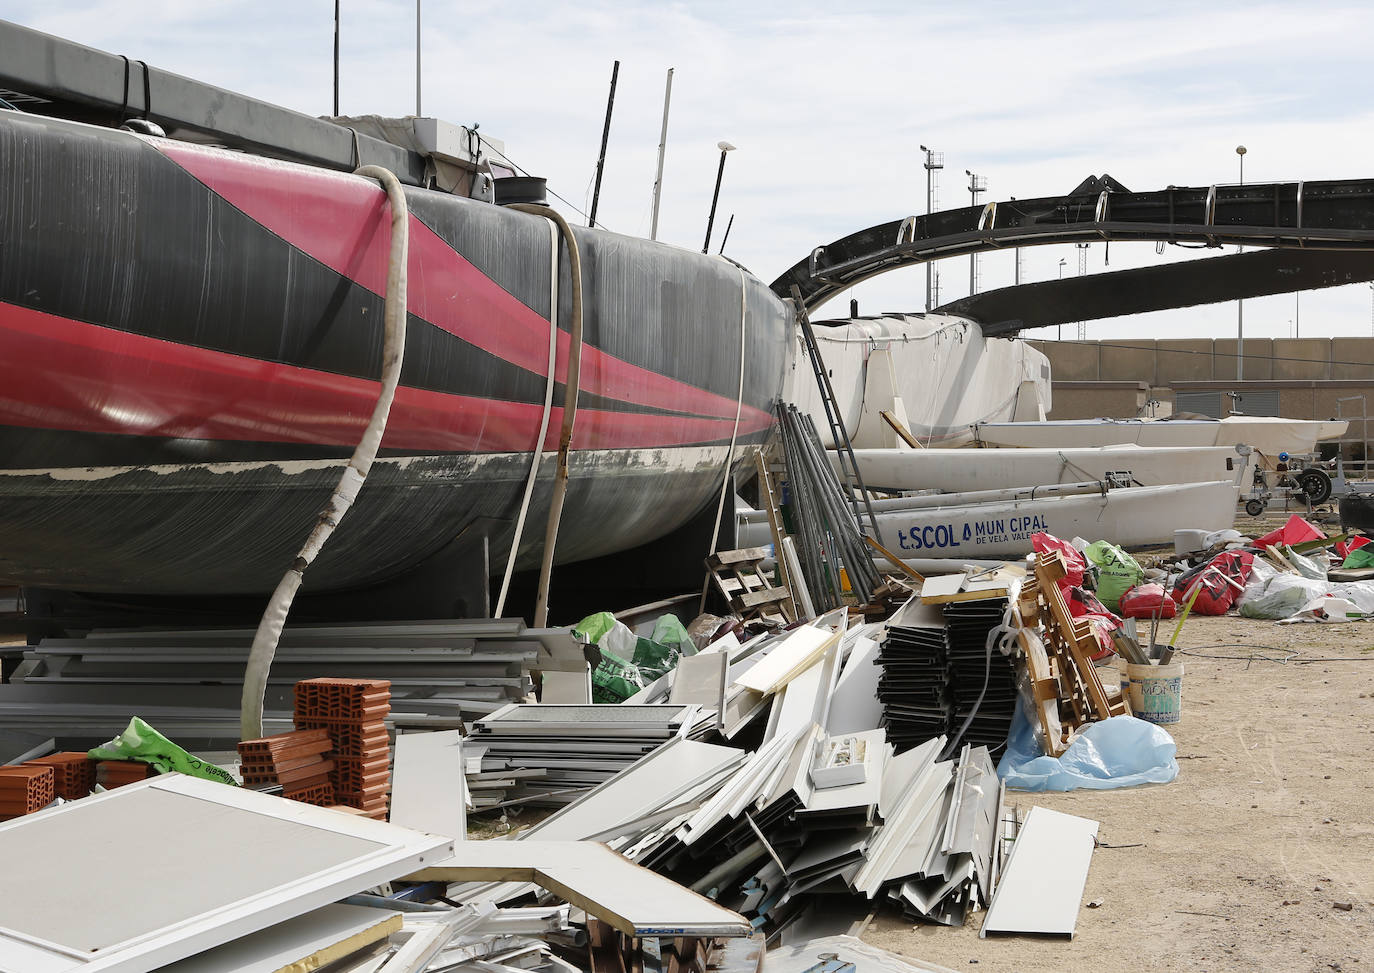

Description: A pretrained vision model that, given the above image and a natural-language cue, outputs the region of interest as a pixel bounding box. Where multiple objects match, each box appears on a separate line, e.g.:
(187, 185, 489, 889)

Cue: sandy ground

(863, 613, 1374, 973)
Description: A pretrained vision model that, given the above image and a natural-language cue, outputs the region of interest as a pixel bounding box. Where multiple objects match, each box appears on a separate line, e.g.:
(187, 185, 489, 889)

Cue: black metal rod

(588, 60, 619, 229)
(718, 213, 735, 254)
(332, 0, 340, 117)
(703, 149, 728, 254)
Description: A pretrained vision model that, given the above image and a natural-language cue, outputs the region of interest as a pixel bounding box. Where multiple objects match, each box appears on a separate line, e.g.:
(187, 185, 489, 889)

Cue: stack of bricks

(97, 761, 154, 789)
(236, 728, 335, 807)
(0, 765, 55, 819)
(25, 753, 97, 800)
(293, 677, 391, 820)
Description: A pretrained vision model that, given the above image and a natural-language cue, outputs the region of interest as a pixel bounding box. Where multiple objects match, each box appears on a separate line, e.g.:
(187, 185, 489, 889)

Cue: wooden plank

(880, 410, 924, 450)
(862, 535, 926, 583)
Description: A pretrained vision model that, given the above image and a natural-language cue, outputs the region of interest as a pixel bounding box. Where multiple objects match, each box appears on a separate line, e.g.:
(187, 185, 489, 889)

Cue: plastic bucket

(1126, 662, 1184, 725)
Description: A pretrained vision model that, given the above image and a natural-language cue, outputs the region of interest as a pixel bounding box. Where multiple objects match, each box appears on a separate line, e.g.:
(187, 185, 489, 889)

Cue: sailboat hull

(0, 114, 789, 595)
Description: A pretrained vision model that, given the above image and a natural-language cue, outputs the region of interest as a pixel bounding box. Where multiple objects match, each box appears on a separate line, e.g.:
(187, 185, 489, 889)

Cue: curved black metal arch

(771, 178, 1374, 314)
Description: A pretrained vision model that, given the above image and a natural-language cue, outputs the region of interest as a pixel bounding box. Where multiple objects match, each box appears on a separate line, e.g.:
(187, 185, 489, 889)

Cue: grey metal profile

(0, 19, 427, 185)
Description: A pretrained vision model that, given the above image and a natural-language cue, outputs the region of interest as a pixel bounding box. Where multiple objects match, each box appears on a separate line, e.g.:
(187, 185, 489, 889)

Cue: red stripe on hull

(0, 303, 772, 451)
(155, 139, 771, 429)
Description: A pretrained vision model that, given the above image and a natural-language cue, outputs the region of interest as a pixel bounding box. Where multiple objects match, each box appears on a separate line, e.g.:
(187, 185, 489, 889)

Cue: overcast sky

(12, 1, 1374, 340)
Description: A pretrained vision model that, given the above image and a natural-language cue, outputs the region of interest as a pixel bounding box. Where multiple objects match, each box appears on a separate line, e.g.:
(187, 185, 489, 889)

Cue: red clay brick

(282, 779, 336, 807)
(293, 678, 391, 721)
(96, 761, 153, 788)
(23, 753, 96, 800)
(0, 765, 56, 816)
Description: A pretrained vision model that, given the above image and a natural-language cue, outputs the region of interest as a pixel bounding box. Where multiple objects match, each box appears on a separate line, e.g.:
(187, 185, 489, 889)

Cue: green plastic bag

(574, 612, 696, 704)
(88, 717, 238, 786)
(1084, 540, 1145, 613)
(1343, 545, 1374, 570)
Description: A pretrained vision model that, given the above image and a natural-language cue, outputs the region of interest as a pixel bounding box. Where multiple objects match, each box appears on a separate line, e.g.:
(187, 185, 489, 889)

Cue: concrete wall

(1029, 337, 1374, 385)
(1026, 337, 1374, 459)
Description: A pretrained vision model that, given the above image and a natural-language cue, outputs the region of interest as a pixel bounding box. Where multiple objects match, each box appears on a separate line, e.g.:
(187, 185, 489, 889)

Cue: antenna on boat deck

(588, 60, 620, 228)
(415, 0, 423, 116)
(703, 141, 736, 253)
(718, 213, 734, 254)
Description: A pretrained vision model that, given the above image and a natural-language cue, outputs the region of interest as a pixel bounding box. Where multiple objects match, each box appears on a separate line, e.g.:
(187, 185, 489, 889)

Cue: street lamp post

(966, 170, 986, 296)
(1236, 145, 1246, 382)
(921, 145, 943, 311)
(1056, 258, 1067, 340)
(703, 141, 736, 254)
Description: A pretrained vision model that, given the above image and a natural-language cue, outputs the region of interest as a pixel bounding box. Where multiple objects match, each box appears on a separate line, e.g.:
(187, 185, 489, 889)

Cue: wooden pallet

(1018, 550, 1127, 751)
(706, 547, 792, 623)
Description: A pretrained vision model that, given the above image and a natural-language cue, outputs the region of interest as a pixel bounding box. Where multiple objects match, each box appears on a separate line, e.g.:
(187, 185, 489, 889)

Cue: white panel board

(0, 774, 451, 973)
(980, 805, 1099, 938)
(826, 637, 883, 734)
(733, 627, 835, 694)
(391, 730, 467, 844)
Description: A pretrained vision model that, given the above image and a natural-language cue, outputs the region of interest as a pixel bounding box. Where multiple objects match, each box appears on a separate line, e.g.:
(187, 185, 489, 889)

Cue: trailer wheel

(1297, 468, 1333, 504)
(1245, 499, 1266, 517)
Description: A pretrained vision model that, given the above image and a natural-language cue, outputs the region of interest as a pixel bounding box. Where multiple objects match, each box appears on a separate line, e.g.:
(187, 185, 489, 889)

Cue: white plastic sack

(1327, 580, 1374, 615)
(1278, 596, 1370, 624)
(1238, 573, 1328, 620)
(997, 697, 1178, 791)
(1279, 545, 1327, 580)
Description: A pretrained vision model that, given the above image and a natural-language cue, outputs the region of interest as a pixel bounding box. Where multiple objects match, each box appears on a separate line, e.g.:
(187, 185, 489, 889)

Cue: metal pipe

(241, 165, 409, 741)
(507, 205, 584, 628)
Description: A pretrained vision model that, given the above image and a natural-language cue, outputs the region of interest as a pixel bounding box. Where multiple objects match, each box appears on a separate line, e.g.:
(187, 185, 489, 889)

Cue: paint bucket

(1126, 662, 1184, 725)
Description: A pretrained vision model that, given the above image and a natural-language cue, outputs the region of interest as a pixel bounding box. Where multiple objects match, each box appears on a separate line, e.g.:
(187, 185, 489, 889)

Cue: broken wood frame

(1018, 551, 1128, 733)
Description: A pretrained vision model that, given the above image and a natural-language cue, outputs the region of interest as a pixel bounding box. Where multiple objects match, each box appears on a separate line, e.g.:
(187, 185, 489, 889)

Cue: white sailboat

(970, 415, 1346, 456)
(864, 480, 1240, 565)
(786, 313, 1051, 448)
(848, 444, 1254, 493)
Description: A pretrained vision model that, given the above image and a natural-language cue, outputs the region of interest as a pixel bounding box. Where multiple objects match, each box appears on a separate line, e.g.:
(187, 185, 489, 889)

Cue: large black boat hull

(0, 114, 789, 596)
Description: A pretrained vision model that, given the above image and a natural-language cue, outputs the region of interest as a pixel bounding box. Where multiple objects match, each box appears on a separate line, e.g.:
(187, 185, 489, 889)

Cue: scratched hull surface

(0, 113, 789, 595)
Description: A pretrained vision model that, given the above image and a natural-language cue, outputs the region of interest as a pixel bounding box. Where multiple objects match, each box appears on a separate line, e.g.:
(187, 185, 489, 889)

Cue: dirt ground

(863, 613, 1374, 973)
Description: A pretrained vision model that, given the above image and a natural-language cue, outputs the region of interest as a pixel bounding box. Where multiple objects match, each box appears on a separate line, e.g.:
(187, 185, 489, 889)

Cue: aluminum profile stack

(467, 704, 707, 806)
(943, 600, 1019, 753)
(777, 403, 881, 611)
(877, 616, 951, 752)
(0, 620, 551, 748)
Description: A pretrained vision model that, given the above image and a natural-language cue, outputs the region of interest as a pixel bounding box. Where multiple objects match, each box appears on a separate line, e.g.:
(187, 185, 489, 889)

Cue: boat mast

(650, 68, 674, 241)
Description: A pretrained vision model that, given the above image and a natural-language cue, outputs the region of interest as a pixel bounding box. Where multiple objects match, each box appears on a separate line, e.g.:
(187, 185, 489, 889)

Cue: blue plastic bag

(997, 696, 1178, 791)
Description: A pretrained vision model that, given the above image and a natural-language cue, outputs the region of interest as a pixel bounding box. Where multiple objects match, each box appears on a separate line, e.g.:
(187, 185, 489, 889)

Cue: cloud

(9, 0, 1374, 337)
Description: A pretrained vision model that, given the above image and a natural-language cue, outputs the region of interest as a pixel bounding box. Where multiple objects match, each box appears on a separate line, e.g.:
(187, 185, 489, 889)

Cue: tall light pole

(703, 141, 736, 254)
(921, 145, 943, 311)
(1056, 258, 1067, 340)
(966, 169, 986, 296)
(1236, 145, 1246, 382)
